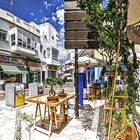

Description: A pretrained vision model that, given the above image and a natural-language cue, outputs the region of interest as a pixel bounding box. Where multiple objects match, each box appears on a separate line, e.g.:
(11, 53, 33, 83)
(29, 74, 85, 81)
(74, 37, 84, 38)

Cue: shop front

(0, 55, 27, 85)
(27, 60, 41, 83)
(47, 65, 58, 78)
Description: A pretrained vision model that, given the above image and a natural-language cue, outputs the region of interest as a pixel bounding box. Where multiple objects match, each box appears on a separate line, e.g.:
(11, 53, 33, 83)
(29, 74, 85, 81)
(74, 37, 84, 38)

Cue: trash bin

(5, 84, 25, 107)
(29, 82, 44, 96)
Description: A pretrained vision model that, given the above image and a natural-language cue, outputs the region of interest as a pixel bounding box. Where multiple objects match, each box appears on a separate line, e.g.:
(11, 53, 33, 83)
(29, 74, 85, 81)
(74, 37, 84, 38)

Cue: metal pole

(75, 49, 79, 118)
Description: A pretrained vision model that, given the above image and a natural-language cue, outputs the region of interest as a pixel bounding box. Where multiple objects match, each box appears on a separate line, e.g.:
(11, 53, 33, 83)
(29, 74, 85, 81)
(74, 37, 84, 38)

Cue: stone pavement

(0, 98, 104, 140)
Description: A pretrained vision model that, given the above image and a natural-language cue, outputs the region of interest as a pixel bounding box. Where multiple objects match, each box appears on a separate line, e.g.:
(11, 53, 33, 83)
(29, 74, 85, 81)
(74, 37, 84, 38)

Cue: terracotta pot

(125, 125, 136, 140)
(64, 114, 68, 122)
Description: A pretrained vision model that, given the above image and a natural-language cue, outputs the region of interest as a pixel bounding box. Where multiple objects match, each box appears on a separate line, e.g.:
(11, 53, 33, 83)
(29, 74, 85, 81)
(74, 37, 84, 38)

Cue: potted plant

(44, 77, 59, 102)
(57, 77, 67, 98)
(21, 112, 34, 140)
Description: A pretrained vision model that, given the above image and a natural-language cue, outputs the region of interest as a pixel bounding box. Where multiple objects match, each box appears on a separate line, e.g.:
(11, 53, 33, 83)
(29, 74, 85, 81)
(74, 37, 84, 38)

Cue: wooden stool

(88, 86, 95, 101)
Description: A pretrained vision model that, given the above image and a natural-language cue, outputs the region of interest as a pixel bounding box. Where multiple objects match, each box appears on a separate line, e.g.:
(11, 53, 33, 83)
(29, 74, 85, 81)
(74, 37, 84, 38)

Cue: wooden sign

(64, 1, 99, 49)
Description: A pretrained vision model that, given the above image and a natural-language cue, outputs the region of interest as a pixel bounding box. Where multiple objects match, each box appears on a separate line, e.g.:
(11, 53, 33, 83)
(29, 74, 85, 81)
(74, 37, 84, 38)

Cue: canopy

(127, 0, 140, 44)
(0, 65, 27, 74)
(78, 56, 100, 67)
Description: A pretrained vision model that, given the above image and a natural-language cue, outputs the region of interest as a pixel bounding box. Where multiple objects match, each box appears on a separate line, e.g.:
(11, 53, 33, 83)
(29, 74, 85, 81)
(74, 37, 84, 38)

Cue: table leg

(53, 107, 59, 129)
(48, 106, 50, 120)
(60, 103, 65, 123)
(38, 104, 42, 123)
(44, 105, 47, 120)
(48, 107, 53, 136)
(35, 104, 39, 120)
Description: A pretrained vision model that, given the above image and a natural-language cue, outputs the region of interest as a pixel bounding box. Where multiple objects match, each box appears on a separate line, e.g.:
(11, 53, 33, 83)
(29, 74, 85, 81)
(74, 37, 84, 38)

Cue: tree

(77, 0, 138, 114)
(77, 0, 137, 66)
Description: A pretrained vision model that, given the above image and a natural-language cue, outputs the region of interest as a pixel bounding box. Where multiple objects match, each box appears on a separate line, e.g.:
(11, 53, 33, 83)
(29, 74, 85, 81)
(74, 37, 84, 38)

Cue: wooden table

(25, 93, 75, 136)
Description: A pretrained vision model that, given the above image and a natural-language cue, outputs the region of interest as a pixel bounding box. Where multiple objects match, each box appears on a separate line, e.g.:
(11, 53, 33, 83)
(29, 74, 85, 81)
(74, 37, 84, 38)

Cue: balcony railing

(11, 45, 35, 56)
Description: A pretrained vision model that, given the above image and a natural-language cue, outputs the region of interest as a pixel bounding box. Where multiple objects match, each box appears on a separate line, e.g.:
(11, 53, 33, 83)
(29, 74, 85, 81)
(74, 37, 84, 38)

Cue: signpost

(64, 0, 99, 118)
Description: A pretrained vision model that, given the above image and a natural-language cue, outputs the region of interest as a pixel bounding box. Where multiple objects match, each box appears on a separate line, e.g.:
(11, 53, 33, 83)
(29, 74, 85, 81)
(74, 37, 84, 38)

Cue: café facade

(0, 54, 41, 86)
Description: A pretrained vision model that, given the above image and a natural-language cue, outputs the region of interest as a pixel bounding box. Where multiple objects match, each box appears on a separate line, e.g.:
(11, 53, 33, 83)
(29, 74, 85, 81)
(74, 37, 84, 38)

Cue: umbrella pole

(75, 49, 79, 118)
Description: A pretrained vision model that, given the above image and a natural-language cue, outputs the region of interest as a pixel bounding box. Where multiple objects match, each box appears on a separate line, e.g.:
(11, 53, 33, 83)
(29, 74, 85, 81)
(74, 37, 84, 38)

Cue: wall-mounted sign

(64, 1, 99, 49)
(0, 55, 25, 65)
(48, 65, 57, 70)
(28, 61, 41, 67)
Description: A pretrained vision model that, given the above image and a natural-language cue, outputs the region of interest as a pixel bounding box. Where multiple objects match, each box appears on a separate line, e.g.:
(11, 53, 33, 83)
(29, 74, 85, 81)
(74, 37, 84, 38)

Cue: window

(23, 42, 26, 47)
(52, 48, 59, 60)
(52, 36, 54, 40)
(44, 35, 47, 39)
(35, 42, 37, 50)
(46, 48, 50, 58)
(11, 34, 15, 46)
(40, 44, 43, 52)
(0, 32, 6, 41)
(18, 38, 22, 46)
(44, 50, 46, 58)
(27, 38, 31, 49)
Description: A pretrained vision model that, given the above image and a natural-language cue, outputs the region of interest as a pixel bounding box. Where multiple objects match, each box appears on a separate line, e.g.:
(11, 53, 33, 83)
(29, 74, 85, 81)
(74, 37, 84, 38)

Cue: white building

(38, 23, 60, 79)
(0, 8, 59, 86)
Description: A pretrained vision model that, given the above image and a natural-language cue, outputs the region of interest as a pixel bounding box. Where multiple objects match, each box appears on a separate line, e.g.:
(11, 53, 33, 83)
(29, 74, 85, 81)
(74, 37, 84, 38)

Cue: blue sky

(0, 0, 66, 61)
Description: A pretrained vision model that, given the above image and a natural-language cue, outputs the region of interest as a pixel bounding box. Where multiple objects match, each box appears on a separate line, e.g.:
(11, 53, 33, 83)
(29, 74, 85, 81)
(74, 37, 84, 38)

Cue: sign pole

(75, 49, 79, 118)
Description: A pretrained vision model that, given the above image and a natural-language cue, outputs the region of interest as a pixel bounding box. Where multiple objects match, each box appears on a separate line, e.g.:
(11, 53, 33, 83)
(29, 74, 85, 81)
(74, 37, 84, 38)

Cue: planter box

(58, 93, 67, 98)
(47, 96, 59, 103)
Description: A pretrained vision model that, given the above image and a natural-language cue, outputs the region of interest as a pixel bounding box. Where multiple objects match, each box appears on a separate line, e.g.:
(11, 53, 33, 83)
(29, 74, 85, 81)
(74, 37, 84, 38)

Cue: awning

(30, 67, 41, 72)
(0, 65, 27, 74)
(127, 0, 140, 44)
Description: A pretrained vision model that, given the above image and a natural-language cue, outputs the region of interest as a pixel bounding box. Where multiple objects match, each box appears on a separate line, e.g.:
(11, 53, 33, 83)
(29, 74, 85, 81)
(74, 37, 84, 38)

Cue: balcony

(11, 45, 35, 56)
(64, 65, 74, 72)
(46, 58, 60, 66)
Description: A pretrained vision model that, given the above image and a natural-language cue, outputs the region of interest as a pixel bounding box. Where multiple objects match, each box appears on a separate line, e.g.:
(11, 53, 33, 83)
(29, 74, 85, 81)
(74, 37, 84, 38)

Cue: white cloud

(56, 8, 64, 25)
(57, 27, 68, 61)
(30, 12, 34, 16)
(44, 1, 52, 9)
(41, 17, 49, 23)
(52, 16, 57, 22)
(56, 4, 64, 10)
(51, 4, 64, 25)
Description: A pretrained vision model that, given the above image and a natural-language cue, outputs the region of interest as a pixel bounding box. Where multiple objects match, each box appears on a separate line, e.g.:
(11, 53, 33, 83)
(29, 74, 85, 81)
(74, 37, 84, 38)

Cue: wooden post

(75, 49, 79, 118)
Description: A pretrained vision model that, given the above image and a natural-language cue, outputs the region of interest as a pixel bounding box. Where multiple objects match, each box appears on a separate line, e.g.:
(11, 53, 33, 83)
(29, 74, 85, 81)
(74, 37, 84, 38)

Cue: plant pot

(47, 96, 59, 103)
(125, 125, 136, 140)
(117, 134, 125, 140)
(58, 92, 67, 98)
(64, 114, 68, 122)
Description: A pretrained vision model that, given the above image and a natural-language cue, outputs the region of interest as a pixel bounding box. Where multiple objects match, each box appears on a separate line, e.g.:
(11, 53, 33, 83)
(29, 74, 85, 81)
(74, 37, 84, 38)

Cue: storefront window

(2, 73, 22, 83)
(48, 70, 56, 78)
